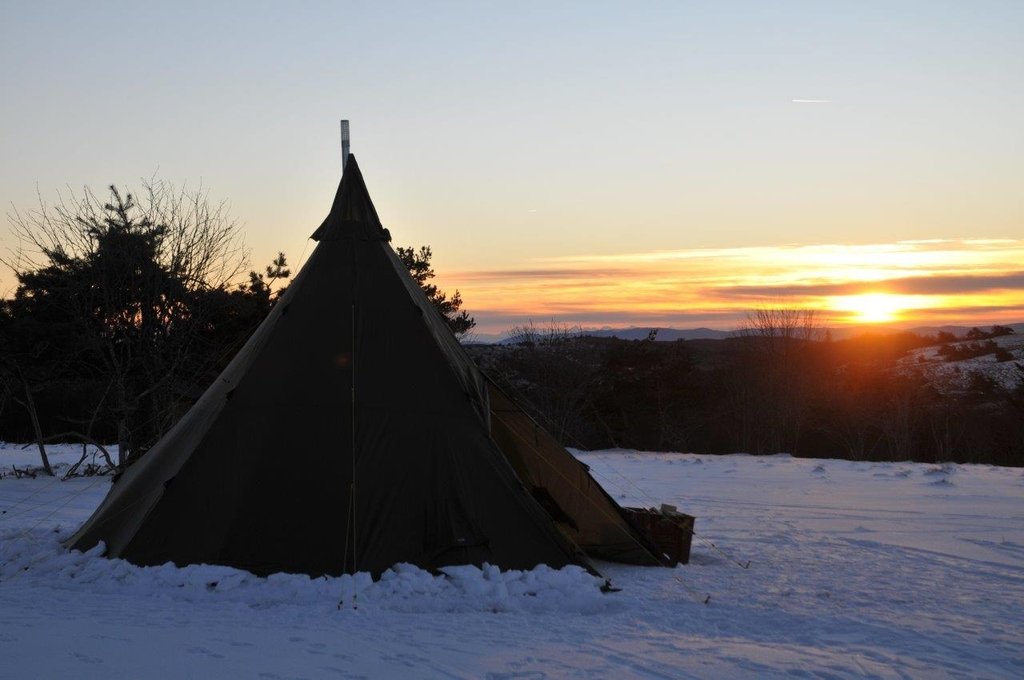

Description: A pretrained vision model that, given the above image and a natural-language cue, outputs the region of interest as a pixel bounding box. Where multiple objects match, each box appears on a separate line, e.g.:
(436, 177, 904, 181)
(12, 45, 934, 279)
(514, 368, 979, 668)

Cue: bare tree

(492, 322, 601, 444)
(740, 307, 826, 345)
(3, 180, 249, 466)
(730, 307, 827, 453)
(5, 179, 247, 289)
(0, 358, 54, 475)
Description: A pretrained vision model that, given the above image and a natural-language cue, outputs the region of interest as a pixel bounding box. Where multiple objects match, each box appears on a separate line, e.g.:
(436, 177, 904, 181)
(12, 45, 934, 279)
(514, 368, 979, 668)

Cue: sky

(1, 1, 1021, 334)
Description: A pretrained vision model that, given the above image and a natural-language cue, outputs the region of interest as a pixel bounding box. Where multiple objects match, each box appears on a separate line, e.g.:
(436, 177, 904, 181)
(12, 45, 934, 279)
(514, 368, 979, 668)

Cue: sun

(833, 293, 906, 324)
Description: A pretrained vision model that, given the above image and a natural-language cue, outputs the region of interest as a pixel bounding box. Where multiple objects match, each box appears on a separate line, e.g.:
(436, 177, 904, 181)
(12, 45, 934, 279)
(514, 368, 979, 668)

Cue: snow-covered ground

(903, 332, 1024, 392)
(1, 444, 1022, 679)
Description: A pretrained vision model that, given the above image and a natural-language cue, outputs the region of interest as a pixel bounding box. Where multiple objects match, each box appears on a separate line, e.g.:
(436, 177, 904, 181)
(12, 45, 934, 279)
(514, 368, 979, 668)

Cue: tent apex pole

(341, 120, 351, 172)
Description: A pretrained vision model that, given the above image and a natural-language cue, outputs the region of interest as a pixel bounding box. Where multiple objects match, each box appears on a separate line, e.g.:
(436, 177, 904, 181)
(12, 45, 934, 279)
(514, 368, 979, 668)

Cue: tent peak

(311, 153, 386, 241)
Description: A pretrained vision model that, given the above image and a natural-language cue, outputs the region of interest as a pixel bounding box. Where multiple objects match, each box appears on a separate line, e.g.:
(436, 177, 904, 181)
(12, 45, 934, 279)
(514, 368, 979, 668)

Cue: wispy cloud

(713, 272, 1024, 299)
(439, 239, 1024, 333)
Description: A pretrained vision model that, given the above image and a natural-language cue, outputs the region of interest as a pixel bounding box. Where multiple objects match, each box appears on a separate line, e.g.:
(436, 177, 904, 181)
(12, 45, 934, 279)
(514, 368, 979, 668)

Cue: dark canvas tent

(67, 156, 665, 577)
(486, 380, 663, 566)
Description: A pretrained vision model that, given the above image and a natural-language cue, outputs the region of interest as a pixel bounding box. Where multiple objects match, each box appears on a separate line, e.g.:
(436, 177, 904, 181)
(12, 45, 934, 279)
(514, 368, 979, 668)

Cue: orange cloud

(438, 239, 1024, 334)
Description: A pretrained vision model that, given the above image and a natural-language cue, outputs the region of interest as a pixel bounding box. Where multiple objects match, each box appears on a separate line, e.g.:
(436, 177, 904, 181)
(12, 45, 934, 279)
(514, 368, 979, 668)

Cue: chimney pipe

(340, 120, 350, 171)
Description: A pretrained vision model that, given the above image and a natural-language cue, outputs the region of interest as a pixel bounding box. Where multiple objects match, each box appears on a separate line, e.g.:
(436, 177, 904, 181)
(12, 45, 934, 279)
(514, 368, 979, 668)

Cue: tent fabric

(67, 156, 590, 577)
(486, 381, 666, 566)
(66, 155, 665, 578)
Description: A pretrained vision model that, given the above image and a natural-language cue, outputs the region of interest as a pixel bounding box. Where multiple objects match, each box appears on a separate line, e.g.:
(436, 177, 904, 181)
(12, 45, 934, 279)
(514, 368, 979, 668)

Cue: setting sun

(831, 293, 912, 324)
(441, 240, 1024, 333)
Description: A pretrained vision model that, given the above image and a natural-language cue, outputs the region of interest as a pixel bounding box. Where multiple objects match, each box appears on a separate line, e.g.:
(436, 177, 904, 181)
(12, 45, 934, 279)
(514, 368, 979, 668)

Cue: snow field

(1, 444, 1022, 679)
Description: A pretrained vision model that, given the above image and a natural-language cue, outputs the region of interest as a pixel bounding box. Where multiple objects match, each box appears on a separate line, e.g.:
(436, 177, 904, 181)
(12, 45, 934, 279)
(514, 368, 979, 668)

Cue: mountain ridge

(467, 322, 1024, 345)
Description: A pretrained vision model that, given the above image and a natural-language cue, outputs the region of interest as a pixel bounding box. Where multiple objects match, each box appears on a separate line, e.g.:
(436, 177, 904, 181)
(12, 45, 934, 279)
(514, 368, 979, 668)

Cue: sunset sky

(1, 2, 1021, 335)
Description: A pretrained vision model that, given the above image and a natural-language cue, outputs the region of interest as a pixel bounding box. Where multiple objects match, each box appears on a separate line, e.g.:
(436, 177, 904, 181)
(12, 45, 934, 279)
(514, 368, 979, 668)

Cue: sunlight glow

(439, 239, 1024, 333)
(830, 294, 912, 324)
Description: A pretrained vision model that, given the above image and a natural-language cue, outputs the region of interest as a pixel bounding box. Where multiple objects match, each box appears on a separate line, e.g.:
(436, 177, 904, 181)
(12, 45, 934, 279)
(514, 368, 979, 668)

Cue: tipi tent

(67, 156, 666, 577)
(486, 379, 663, 566)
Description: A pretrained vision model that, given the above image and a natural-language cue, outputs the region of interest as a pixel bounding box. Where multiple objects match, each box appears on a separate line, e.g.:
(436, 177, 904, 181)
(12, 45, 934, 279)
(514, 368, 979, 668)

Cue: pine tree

(396, 246, 475, 338)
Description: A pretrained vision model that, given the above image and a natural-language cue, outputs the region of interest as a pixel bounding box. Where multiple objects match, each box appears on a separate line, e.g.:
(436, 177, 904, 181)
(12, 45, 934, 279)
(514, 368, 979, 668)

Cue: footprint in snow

(71, 651, 103, 665)
(187, 646, 226, 659)
(874, 468, 912, 478)
(688, 553, 725, 566)
(380, 652, 429, 668)
(90, 633, 131, 643)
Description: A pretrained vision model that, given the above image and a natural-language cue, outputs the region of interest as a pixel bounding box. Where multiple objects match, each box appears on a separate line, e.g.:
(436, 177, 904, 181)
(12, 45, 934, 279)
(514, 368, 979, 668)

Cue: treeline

(2, 181, 1020, 469)
(0, 183, 290, 469)
(469, 317, 1024, 467)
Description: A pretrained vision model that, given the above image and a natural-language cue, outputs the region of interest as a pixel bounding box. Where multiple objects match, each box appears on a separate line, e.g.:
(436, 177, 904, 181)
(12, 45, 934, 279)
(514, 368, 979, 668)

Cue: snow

(1, 444, 1022, 679)
(903, 332, 1024, 392)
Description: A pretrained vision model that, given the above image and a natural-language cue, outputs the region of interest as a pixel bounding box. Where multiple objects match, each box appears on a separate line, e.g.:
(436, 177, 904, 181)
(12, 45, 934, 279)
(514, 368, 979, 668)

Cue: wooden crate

(624, 506, 695, 565)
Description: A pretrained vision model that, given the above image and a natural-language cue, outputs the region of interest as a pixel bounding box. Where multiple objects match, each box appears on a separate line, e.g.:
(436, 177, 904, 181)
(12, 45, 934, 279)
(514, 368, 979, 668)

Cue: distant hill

(466, 322, 1024, 345)
(576, 327, 733, 341)
(466, 326, 734, 344)
(902, 323, 1024, 338)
